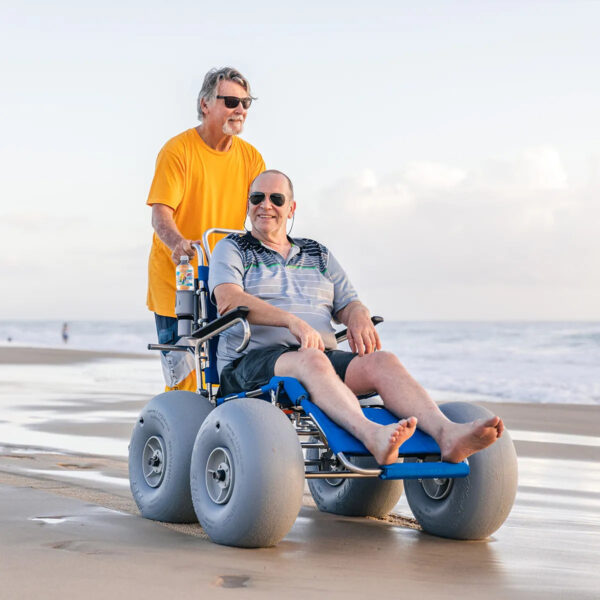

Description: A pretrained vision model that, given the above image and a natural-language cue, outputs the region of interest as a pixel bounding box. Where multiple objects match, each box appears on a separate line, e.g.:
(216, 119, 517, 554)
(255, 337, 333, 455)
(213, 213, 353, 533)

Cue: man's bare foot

(368, 417, 418, 465)
(440, 417, 504, 463)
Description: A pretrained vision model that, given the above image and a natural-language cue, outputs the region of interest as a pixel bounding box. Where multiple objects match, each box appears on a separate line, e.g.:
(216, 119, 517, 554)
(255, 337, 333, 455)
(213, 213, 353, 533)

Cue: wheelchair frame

(147, 228, 468, 483)
(132, 227, 517, 546)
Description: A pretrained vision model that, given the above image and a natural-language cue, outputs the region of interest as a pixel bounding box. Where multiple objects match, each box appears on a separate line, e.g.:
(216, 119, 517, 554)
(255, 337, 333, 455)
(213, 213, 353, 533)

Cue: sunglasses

(249, 192, 286, 207)
(216, 95, 253, 109)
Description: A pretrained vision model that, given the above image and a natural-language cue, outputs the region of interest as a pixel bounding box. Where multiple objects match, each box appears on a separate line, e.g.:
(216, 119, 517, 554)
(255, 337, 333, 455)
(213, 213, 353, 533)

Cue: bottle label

(176, 265, 195, 291)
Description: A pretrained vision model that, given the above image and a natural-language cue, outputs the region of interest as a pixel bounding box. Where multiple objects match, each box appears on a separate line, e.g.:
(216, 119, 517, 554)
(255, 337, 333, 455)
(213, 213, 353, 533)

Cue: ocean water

(0, 320, 598, 406)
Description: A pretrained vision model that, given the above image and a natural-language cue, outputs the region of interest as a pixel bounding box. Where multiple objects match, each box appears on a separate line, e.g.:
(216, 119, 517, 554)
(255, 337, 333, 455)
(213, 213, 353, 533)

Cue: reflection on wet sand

(0, 348, 599, 598)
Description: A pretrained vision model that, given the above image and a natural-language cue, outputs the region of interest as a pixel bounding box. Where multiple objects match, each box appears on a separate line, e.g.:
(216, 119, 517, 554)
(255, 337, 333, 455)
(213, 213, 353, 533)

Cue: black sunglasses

(216, 95, 253, 109)
(249, 192, 286, 207)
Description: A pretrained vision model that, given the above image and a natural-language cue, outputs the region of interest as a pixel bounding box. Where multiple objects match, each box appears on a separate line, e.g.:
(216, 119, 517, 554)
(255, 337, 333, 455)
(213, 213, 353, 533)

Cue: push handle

(201, 228, 246, 263)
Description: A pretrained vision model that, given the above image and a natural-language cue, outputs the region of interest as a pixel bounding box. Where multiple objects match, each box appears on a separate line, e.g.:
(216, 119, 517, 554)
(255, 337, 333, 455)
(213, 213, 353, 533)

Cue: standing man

(146, 67, 265, 391)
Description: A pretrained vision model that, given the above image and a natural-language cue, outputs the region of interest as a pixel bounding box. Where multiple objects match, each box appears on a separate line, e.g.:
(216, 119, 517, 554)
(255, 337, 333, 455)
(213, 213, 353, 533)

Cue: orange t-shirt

(146, 128, 265, 317)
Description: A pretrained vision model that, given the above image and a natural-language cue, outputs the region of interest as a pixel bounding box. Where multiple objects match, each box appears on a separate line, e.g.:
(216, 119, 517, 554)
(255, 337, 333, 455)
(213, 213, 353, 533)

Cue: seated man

(208, 169, 504, 466)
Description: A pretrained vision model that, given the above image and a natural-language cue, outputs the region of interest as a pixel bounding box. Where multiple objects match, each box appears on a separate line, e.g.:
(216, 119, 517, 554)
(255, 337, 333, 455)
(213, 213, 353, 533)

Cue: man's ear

(200, 97, 209, 118)
(288, 200, 296, 219)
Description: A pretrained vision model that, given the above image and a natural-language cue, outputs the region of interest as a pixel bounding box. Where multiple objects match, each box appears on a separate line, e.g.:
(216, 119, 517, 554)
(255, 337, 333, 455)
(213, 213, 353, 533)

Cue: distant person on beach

(209, 170, 505, 465)
(62, 322, 68, 344)
(146, 67, 265, 392)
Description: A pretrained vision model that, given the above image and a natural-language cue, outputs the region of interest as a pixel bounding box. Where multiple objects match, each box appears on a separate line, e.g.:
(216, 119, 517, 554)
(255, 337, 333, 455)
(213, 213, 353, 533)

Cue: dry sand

(1, 346, 599, 599)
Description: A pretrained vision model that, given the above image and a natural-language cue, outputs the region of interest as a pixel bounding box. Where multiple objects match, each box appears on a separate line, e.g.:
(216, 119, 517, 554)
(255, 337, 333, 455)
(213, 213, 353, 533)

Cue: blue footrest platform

(300, 396, 441, 457)
(380, 461, 469, 480)
(253, 377, 470, 480)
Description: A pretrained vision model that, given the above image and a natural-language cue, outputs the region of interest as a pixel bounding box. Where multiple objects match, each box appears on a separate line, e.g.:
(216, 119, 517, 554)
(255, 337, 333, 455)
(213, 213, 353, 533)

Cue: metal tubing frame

(192, 242, 207, 269)
(201, 228, 246, 263)
(147, 343, 192, 353)
(147, 317, 250, 357)
(148, 315, 250, 402)
(300, 442, 327, 449)
(306, 472, 378, 479)
(191, 236, 246, 400)
(336, 452, 382, 476)
(291, 411, 383, 479)
(191, 317, 250, 400)
(190, 317, 250, 351)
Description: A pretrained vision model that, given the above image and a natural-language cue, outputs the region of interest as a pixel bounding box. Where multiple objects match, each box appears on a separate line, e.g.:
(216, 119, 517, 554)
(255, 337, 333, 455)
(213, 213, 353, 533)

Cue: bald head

(247, 169, 296, 242)
(250, 169, 294, 200)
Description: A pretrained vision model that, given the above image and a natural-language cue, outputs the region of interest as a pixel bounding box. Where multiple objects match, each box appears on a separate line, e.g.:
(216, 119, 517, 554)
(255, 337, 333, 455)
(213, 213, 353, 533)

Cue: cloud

(309, 168, 414, 218)
(2, 145, 596, 320)
(401, 161, 466, 190)
(468, 145, 569, 193)
(298, 146, 600, 319)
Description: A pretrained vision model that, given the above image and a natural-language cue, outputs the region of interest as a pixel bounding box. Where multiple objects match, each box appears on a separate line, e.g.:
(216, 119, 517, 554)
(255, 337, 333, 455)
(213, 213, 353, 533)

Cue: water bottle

(175, 255, 195, 336)
(176, 255, 194, 290)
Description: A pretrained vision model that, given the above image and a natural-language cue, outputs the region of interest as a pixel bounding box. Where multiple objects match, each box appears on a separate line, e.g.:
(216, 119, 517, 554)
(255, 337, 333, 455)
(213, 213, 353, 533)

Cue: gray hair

(197, 67, 254, 121)
(250, 170, 294, 200)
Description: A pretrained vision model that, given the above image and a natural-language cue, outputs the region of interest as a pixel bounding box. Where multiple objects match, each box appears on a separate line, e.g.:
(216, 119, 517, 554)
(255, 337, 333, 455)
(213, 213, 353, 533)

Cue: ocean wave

(1, 319, 599, 405)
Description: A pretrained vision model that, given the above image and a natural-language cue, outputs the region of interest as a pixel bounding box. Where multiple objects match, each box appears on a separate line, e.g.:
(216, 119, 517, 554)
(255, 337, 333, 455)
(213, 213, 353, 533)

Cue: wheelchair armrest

(335, 316, 384, 344)
(148, 307, 251, 354)
(191, 306, 250, 340)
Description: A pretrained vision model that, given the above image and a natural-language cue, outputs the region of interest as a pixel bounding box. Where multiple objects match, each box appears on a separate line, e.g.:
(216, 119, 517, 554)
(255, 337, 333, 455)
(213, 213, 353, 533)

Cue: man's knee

(375, 351, 406, 372)
(372, 351, 412, 381)
(352, 351, 407, 385)
(277, 348, 336, 379)
(302, 348, 337, 375)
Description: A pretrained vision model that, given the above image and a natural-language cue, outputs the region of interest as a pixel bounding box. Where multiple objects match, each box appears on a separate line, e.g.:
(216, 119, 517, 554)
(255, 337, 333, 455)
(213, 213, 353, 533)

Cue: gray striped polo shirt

(208, 232, 360, 373)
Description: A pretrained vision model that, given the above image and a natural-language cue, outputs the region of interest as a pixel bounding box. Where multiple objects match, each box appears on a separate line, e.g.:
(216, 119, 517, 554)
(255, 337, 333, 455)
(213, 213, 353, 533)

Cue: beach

(1, 346, 599, 599)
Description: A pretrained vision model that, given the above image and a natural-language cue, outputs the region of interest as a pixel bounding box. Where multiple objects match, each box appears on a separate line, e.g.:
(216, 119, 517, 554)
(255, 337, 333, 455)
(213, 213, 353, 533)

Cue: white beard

(222, 118, 244, 136)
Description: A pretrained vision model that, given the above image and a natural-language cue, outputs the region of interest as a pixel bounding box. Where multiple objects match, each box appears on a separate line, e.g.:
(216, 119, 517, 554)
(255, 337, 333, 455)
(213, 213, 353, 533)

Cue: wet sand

(1, 346, 599, 598)
(0, 345, 153, 364)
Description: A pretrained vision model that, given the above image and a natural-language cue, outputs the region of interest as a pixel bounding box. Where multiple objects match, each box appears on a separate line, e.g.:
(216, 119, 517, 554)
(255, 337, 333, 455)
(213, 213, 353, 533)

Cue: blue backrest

(197, 265, 220, 385)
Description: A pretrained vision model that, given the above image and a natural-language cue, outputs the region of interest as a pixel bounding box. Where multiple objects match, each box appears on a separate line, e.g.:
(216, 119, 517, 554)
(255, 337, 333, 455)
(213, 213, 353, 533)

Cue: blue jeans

(154, 314, 180, 350)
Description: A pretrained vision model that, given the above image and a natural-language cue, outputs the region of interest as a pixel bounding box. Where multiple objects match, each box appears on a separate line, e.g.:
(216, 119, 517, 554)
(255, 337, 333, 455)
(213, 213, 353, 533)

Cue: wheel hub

(206, 447, 235, 504)
(142, 435, 166, 488)
(316, 447, 343, 486)
(420, 476, 453, 500)
(324, 461, 344, 487)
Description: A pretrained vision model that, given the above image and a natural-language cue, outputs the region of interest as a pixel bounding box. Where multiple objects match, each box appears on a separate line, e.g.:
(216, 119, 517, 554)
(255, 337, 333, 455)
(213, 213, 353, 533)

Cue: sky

(1, 1, 598, 320)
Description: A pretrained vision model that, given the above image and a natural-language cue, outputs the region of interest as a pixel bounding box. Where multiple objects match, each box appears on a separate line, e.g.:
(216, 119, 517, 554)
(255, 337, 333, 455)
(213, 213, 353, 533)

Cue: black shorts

(219, 345, 357, 397)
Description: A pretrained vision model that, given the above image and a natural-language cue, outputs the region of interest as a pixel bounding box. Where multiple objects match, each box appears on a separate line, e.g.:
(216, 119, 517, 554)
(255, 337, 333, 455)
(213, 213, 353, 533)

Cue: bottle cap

(180, 255, 189, 262)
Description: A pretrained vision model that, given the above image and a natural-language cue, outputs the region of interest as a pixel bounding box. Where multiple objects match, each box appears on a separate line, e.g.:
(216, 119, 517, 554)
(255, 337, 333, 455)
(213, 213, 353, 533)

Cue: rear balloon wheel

(129, 391, 213, 523)
(306, 442, 403, 518)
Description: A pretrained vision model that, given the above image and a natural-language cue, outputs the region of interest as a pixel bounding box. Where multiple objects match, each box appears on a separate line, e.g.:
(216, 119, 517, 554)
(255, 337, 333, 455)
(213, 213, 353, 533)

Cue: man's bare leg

(344, 352, 504, 463)
(274, 349, 417, 465)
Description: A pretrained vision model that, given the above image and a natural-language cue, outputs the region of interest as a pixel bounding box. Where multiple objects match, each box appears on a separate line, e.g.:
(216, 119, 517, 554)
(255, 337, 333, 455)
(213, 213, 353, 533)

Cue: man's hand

(170, 238, 201, 264)
(343, 303, 381, 356)
(288, 316, 325, 351)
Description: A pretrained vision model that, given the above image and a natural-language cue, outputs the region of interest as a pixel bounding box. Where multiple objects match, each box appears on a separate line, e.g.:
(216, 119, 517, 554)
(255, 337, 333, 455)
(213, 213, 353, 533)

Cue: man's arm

(326, 248, 381, 357)
(151, 204, 200, 265)
(214, 283, 325, 351)
(334, 301, 382, 357)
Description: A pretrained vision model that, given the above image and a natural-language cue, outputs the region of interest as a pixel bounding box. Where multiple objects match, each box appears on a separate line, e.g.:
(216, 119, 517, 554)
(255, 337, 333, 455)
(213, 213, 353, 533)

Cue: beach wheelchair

(129, 228, 518, 548)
